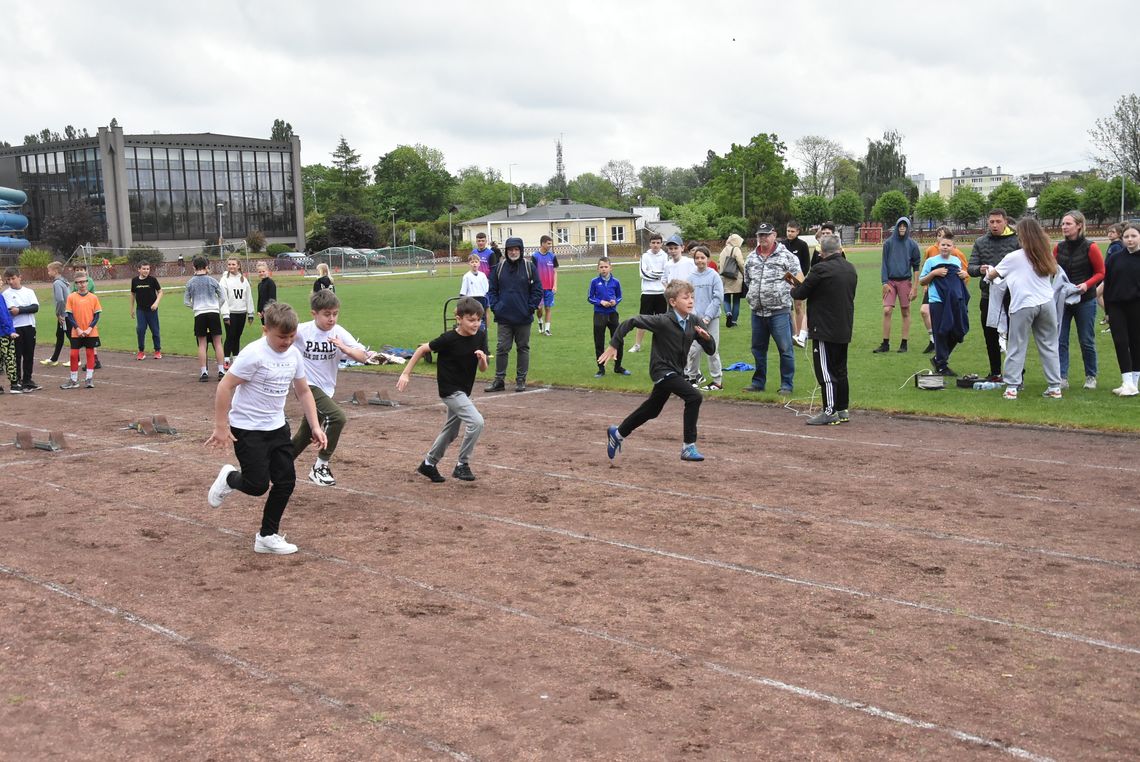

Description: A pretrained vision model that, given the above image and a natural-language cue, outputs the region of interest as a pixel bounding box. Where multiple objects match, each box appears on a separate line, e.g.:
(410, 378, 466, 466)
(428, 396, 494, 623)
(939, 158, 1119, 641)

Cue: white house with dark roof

(460, 199, 638, 253)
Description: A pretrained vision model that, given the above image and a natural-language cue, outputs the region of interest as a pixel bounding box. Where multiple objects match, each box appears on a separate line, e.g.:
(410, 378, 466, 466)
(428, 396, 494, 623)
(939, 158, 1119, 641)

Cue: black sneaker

(922, 341, 935, 354)
(199, 372, 209, 383)
(217, 370, 225, 380)
(94, 358, 102, 370)
(416, 462, 445, 483)
(9, 383, 24, 394)
(452, 463, 476, 481)
(514, 381, 526, 392)
(837, 409, 850, 423)
(484, 379, 506, 393)
(872, 342, 890, 353)
(84, 379, 95, 389)
(896, 343, 908, 353)
(20, 381, 40, 392)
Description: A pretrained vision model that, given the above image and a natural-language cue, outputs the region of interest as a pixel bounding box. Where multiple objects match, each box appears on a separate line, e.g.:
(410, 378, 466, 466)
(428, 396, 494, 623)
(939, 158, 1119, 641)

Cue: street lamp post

(389, 206, 396, 252)
(448, 205, 458, 277)
(215, 202, 226, 255)
(508, 163, 518, 215)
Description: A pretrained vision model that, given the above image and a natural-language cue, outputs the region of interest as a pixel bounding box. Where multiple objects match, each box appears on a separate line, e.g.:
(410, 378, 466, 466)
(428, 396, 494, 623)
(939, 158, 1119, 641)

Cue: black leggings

(224, 313, 248, 359)
(51, 320, 66, 362)
(1106, 300, 1140, 373)
(618, 373, 702, 444)
(13, 325, 35, 383)
(228, 424, 296, 537)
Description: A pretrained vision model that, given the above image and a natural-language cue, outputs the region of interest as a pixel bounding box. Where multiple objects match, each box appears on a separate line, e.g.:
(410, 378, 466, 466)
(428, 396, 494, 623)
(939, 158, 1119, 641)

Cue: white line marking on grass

(0, 562, 477, 762)
(130, 507, 1055, 761)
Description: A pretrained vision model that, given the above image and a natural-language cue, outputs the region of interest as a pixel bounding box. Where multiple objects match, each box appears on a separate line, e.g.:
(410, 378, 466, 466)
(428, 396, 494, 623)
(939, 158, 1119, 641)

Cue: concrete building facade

(938, 166, 1014, 200)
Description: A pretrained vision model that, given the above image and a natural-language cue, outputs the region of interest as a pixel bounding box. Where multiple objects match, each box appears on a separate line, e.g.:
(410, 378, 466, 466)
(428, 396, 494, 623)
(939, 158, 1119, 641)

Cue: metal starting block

(14, 430, 67, 452)
(129, 415, 179, 435)
(350, 390, 399, 407)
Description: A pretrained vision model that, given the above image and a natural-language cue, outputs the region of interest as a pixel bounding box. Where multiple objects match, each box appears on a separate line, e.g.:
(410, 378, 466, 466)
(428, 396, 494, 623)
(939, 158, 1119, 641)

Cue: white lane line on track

(117, 507, 1055, 761)
(0, 562, 477, 762)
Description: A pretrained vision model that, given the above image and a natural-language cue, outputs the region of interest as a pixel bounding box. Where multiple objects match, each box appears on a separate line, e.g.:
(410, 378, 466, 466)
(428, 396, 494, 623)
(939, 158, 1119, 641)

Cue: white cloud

(9, 0, 1134, 187)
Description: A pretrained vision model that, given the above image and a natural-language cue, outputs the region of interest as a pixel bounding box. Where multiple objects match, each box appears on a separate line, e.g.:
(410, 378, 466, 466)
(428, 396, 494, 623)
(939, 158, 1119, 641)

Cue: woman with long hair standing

(1102, 223, 1140, 396)
(984, 217, 1062, 400)
(1054, 210, 1104, 389)
(219, 257, 252, 369)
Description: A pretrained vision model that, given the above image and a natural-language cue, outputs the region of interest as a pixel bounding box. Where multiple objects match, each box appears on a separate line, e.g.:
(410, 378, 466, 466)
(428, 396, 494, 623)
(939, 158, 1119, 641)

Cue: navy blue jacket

(587, 275, 623, 315)
(487, 255, 542, 325)
(931, 263, 970, 342)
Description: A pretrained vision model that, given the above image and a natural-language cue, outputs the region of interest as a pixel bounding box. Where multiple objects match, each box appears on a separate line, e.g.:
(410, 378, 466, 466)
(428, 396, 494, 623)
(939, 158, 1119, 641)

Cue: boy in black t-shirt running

(397, 297, 489, 483)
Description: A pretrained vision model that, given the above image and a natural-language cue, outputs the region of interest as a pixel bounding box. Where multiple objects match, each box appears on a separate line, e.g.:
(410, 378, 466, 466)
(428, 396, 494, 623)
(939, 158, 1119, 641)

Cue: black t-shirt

(782, 237, 811, 276)
(131, 275, 162, 310)
(312, 276, 334, 293)
(429, 328, 485, 397)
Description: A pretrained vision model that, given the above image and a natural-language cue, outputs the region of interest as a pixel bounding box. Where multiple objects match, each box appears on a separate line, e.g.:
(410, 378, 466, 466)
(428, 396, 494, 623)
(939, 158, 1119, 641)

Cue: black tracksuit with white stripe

(791, 255, 858, 414)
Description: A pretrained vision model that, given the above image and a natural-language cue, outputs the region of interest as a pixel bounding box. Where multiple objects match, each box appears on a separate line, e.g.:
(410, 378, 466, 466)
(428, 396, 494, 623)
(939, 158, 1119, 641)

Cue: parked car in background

(314, 247, 367, 267)
(358, 248, 389, 266)
(274, 252, 314, 270)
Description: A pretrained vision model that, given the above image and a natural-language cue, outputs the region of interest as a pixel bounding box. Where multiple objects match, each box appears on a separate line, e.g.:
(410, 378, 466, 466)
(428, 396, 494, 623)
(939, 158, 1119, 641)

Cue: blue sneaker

(606, 425, 623, 460)
(680, 443, 705, 461)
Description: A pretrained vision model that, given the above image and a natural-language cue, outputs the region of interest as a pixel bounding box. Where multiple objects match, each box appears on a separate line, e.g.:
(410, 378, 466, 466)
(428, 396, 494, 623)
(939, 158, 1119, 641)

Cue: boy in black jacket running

(600, 280, 716, 462)
(789, 234, 858, 425)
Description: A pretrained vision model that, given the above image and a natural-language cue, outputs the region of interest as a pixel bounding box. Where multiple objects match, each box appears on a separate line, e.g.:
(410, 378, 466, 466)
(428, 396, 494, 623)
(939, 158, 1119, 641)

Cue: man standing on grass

(742, 223, 800, 395)
(485, 237, 542, 393)
(968, 208, 1020, 382)
(874, 217, 921, 354)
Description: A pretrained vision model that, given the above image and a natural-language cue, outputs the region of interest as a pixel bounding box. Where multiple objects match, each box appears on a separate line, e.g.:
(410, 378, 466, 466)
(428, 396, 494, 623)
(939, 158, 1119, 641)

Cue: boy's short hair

(455, 296, 485, 318)
(649, 233, 663, 242)
(664, 279, 694, 301)
(48, 261, 64, 274)
(310, 289, 340, 312)
(819, 221, 836, 233)
(262, 302, 299, 333)
(787, 220, 801, 230)
(939, 230, 956, 241)
(597, 256, 610, 264)
(539, 235, 552, 244)
(3, 266, 19, 278)
(468, 253, 481, 263)
(988, 208, 1008, 220)
(73, 265, 88, 273)
(192, 255, 208, 270)
(475, 232, 487, 240)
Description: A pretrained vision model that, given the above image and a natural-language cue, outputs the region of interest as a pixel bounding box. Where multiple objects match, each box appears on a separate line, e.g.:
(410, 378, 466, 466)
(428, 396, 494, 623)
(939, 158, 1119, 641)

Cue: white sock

(70, 371, 78, 382)
(200, 366, 207, 375)
(85, 370, 94, 380)
(1132, 372, 1139, 387)
(315, 457, 329, 468)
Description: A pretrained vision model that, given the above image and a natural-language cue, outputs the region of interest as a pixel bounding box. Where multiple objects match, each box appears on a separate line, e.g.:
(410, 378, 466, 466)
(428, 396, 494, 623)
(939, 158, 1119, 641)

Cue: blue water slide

(0, 187, 30, 251)
(0, 211, 29, 231)
(0, 187, 28, 206)
(0, 237, 30, 250)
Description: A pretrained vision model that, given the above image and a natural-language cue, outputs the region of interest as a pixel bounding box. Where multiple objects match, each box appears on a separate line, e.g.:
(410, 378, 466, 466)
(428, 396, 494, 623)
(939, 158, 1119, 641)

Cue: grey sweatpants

(427, 391, 484, 467)
(685, 318, 722, 382)
(1003, 302, 1062, 388)
(494, 322, 532, 382)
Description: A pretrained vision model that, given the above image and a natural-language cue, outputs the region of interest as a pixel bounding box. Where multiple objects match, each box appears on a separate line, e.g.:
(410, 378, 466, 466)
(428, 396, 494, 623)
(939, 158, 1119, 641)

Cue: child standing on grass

(291, 289, 374, 487)
(184, 255, 226, 382)
(919, 231, 971, 377)
(397, 297, 489, 483)
(685, 246, 724, 390)
(587, 256, 629, 378)
(460, 253, 490, 312)
(3, 267, 40, 393)
(532, 235, 559, 335)
(206, 302, 327, 556)
(60, 275, 102, 389)
(129, 261, 163, 360)
(220, 257, 252, 368)
(599, 280, 716, 463)
(41, 261, 69, 367)
(256, 262, 277, 325)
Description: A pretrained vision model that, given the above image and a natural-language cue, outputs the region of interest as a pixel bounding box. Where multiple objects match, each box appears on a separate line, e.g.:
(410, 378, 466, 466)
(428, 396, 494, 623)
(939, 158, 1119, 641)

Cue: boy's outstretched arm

(330, 335, 371, 363)
(293, 378, 328, 449)
(395, 343, 432, 391)
(205, 374, 242, 448)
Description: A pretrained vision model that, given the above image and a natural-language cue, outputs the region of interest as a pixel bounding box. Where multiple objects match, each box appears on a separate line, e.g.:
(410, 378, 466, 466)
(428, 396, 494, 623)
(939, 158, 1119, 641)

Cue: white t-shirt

(460, 271, 489, 299)
(664, 255, 697, 285)
(3, 286, 39, 328)
(994, 249, 1054, 313)
(639, 250, 668, 294)
(228, 337, 306, 430)
(293, 320, 364, 396)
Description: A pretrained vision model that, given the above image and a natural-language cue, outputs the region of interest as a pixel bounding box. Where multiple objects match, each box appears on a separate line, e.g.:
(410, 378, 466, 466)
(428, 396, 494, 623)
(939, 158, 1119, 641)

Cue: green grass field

(82, 249, 1137, 431)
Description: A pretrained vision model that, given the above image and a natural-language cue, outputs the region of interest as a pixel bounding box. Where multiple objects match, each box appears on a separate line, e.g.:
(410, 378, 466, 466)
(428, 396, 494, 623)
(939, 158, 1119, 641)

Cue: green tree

(857, 130, 908, 214)
(1089, 93, 1140, 183)
(39, 202, 105, 255)
(793, 135, 850, 197)
(372, 144, 454, 221)
(947, 186, 986, 226)
(703, 133, 796, 229)
(600, 159, 637, 201)
(870, 190, 910, 223)
(301, 164, 334, 214)
(270, 119, 294, 141)
(638, 165, 668, 195)
(674, 199, 718, 240)
(914, 192, 948, 228)
(1036, 182, 1080, 225)
(830, 190, 864, 226)
(833, 157, 860, 195)
(789, 195, 831, 227)
(327, 214, 378, 248)
(1078, 178, 1111, 223)
(567, 172, 620, 208)
(987, 182, 1028, 219)
(452, 165, 511, 216)
(714, 215, 749, 239)
(1098, 176, 1140, 219)
(327, 137, 368, 215)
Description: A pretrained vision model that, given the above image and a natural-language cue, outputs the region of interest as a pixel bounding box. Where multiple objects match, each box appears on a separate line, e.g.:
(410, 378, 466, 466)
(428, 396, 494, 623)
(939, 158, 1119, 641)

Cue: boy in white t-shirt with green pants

(290, 289, 373, 486)
(206, 302, 327, 555)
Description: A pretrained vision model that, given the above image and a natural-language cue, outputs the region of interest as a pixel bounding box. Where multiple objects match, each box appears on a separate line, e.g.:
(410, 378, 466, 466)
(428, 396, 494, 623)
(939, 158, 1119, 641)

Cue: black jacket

(611, 312, 715, 383)
(968, 230, 1020, 297)
(790, 255, 857, 344)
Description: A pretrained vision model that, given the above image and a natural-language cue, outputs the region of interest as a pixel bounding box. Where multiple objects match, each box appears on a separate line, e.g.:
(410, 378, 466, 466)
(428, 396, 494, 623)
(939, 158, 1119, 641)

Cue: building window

(556, 227, 569, 244)
(610, 225, 625, 243)
(584, 226, 596, 244)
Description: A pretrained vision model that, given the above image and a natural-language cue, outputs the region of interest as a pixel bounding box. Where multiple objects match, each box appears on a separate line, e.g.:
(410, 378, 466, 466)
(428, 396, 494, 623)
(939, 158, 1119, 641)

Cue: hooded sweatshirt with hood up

(881, 216, 921, 284)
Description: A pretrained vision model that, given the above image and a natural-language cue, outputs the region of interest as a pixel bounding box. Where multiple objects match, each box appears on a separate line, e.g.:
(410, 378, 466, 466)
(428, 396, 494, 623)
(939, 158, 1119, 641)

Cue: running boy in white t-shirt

(291, 289, 373, 486)
(206, 302, 327, 555)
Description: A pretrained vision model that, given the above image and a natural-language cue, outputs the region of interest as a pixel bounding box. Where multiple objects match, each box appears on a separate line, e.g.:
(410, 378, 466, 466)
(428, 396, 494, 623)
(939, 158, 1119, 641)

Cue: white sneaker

(254, 533, 298, 555)
(998, 333, 1007, 354)
(1113, 382, 1139, 397)
(1083, 376, 1097, 390)
(792, 334, 806, 348)
(208, 465, 237, 508)
(628, 343, 641, 353)
(308, 463, 336, 486)
(1060, 378, 1070, 389)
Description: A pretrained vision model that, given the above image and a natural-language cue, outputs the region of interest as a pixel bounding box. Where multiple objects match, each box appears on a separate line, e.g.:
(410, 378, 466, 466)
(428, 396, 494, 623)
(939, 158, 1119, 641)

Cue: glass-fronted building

(0, 125, 304, 257)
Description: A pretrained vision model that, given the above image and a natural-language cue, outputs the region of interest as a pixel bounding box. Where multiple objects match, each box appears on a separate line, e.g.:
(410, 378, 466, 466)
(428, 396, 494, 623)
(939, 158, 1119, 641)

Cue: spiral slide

(0, 186, 30, 251)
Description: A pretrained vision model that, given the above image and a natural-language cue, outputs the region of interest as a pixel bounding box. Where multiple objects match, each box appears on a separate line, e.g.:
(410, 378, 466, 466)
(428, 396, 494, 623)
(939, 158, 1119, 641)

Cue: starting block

(349, 390, 399, 407)
(128, 415, 179, 435)
(14, 430, 67, 452)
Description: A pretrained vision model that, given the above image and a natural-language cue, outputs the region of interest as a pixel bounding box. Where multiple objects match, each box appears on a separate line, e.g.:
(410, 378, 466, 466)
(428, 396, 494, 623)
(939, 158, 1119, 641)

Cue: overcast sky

(11, 0, 1133, 190)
